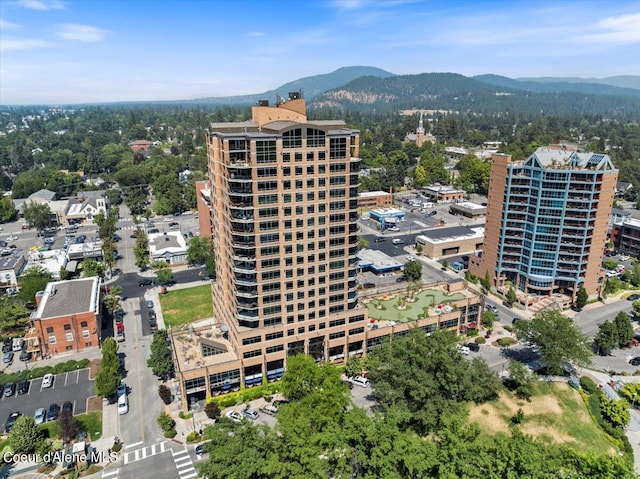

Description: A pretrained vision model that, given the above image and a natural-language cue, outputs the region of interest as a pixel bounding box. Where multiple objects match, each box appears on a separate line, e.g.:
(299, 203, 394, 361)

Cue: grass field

(38, 411, 102, 441)
(159, 284, 213, 327)
(469, 381, 616, 455)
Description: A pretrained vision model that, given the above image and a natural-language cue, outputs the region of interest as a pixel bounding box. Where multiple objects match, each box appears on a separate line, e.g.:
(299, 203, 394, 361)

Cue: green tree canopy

(403, 259, 422, 282)
(0, 297, 30, 332)
(187, 236, 215, 276)
(614, 311, 633, 348)
(10, 415, 43, 454)
(23, 201, 52, 231)
(515, 310, 592, 374)
(0, 196, 17, 222)
(148, 330, 173, 379)
(156, 268, 174, 285)
(594, 320, 618, 355)
(18, 265, 52, 304)
(576, 286, 588, 309)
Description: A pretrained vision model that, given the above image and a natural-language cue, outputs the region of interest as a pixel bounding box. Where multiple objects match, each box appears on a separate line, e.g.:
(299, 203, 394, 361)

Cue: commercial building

(357, 191, 392, 209)
(171, 93, 483, 408)
(612, 218, 640, 257)
(148, 231, 188, 264)
(422, 185, 466, 203)
(469, 146, 617, 305)
(416, 225, 484, 259)
(449, 202, 487, 218)
(30, 277, 101, 357)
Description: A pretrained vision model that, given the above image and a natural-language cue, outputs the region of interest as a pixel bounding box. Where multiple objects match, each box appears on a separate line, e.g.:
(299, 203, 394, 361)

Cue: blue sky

(1, 0, 639, 104)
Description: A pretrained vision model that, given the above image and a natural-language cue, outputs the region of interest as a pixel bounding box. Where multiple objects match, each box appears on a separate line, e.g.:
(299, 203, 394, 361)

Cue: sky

(1, 0, 639, 105)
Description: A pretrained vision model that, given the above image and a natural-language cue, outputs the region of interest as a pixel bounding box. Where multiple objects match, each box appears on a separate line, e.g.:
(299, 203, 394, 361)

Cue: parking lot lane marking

(125, 441, 143, 449)
(102, 468, 119, 478)
(134, 449, 140, 461)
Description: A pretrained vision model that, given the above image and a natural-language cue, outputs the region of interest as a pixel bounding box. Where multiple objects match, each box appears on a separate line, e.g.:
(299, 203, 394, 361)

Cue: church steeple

(417, 112, 425, 135)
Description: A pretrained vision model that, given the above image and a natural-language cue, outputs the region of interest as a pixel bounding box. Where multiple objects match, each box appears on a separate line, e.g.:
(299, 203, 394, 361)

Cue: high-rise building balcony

(237, 298, 259, 309)
(233, 261, 257, 274)
(231, 236, 255, 247)
(348, 235, 359, 245)
(348, 268, 358, 278)
(236, 288, 258, 299)
(230, 198, 253, 208)
(348, 280, 358, 292)
(348, 291, 358, 302)
(230, 224, 255, 235)
(230, 212, 254, 222)
(228, 169, 252, 180)
(237, 310, 259, 322)
(235, 274, 257, 287)
(229, 185, 254, 195)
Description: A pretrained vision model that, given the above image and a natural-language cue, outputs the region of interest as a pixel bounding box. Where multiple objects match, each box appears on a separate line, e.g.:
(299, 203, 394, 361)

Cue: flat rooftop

(418, 225, 484, 244)
(149, 231, 187, 255)
(357, 249, 404, 269)
(453, 201, 485, 210)
(33, 277, 99, 320)
(359, 191, 391, 198)
(172, 323, 239, 373)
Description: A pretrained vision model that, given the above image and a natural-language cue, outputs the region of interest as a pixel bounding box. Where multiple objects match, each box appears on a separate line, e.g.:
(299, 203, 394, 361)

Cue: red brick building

(128, 140, 153, 152)
(31, 277, 101, 357)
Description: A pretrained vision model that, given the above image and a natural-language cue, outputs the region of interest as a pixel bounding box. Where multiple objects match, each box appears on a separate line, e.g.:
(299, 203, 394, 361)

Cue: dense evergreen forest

(0, 97, 639, 214)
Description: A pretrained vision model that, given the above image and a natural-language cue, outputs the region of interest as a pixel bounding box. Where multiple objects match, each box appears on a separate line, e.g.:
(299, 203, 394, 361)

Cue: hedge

(0, 359, 90, 385)
(496, 337, 517, 347)
(474, 336, 486, 345)
(164, 429, 177, 439)
(208, 382, 281, 408)
(579, 376, 598, 394)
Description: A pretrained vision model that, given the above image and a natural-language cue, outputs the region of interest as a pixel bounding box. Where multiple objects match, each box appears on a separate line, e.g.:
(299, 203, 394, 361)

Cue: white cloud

(0, 19, 21, 29)
(16, 0, 65, 10)
(573, 13, 640, 44)
(0, 37, 53, 52)
(56, 24, 109, 42)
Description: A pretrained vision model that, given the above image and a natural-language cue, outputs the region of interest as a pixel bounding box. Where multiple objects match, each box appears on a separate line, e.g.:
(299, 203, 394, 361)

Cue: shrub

(164, 428, 177, 439)
(474, 336, 486, 345)
(186, 431, 200, 443)
(178, 411, 192, 420)
(503, 325, 514, 333)
(580, 376, 598, 394)
(158, 384, 172, 405)
(156, 412, 175, 432)
(511, 408, 524, 424)
(111, 441, 122, 453)
(204, 401, 221, 419)
(497, 337, 517, 347)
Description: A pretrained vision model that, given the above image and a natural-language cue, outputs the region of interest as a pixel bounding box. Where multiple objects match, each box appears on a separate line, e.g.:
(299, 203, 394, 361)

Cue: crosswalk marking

(124, 441, 166, 465)
(172, 447, 197, 479)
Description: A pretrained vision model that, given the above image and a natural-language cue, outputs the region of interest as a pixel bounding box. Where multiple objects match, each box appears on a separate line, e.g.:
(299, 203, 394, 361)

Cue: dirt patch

(87, 395, 103, 413)
(468, 406, 511, 435)
(520, 423, 574, 444)
(89, 359, 101, 380)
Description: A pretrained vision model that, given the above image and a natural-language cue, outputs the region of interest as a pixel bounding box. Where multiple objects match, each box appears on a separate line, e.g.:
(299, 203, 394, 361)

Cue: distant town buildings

(469, 146, 618, 308)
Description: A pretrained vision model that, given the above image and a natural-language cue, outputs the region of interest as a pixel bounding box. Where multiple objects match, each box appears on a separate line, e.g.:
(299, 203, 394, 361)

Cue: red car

(21, 224, 30, 230)
(116, 323, 124, 333)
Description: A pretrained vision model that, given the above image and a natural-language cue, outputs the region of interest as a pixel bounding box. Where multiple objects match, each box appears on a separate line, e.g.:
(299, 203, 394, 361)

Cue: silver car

(242, 408, 259, 420)
(34, 407, 46, 425)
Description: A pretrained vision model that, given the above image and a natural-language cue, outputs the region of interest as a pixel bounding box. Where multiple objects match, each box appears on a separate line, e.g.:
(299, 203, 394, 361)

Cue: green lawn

(159, 284, 213, 327)
(366, 288, 465, 322)
(469, 382, 616, 455)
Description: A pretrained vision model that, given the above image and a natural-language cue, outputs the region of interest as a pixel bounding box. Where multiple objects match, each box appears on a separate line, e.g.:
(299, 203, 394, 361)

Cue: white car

(619, 255, 630, 261)
(7, 234, 18, 241)
(388, 227, 400, 232)
(406, 255, 415, 261)
(34, 407, 46, 425)
(163, 217, 173, 222)
(117, 394, 128, 415)
(41, 373, 54, 389)
(457, 345, 471, 356)
(225, 410, 243, 422)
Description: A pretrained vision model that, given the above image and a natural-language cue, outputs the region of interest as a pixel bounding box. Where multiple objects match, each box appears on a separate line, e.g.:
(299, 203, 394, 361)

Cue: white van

(392, 238, 405, 245)
(351, 376, 369, 388)
(117, 394, 128, 415)
(12, 338, 24, 352)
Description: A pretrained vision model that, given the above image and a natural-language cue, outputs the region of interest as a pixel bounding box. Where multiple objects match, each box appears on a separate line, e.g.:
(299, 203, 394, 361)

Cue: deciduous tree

(148, 330, 173, 379)
(23, 201, 52, 231)
(403, 259, 422, 282)
(594, 320, 618, 355)
(576, 286, 588, 310)
(18, 266, 52, 304)
(10, 416, 43, 454)
(614, 311, 633, 348)
(187, 236, 216, 276)
(515, 310, 592, 374)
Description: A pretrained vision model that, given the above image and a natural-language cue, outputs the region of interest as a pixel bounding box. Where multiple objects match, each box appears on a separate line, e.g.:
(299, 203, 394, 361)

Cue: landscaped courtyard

(365, 287, 466, 323)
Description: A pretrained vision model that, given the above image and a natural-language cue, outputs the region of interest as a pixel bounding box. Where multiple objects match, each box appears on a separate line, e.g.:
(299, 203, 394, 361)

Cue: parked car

(457, 345, 471, 356)
(392, 238, 405, 244)
(47, 403, 60, 421)
(5, 412, 21, 433)
(486, 304, 498, 313)
(117, 394, 128, 415)
(630, 357, 640, 366)
(62, 401, 73, 415)
(146, 300, 154, 309)
(149, 320, 158, 332)
(17, 379, 29, 395)
(395, 275, 408, 283)
(628, 294, 640, 301)
(374, 237, 386, 243)
(34, 407, 46, 425)
(19, 350, 32, 362)
(138, 278, 154, 287)
(195, 441, 211, 456)
(350, 376, 369, 387)
(169, 222, 180, 229)
(3, 351, 14, 364)
(225, 410, 243, 422)
(117, 381, 126, 397)
(363, 283, 375, 289)
(4, 382, 15, 397)
(148, 310, 156, 320)
(259, 404, 279, 416)
(41, 373, 54, 388)
(2, 339, 12, 353)
(467, 342, 480, 352)
(242, 408, 259, 420)
(387, 226, 400, 232)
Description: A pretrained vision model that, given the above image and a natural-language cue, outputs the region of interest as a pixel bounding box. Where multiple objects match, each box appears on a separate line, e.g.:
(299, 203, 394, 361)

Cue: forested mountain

(188, 66, 396, 105)
(308, 72, 640, 118)
(474, 74, 640, 98)
(518, 75, 640, 90)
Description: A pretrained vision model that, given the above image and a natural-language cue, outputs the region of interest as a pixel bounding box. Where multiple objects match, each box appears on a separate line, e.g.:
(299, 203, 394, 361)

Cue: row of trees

(197, 330, 633, 478)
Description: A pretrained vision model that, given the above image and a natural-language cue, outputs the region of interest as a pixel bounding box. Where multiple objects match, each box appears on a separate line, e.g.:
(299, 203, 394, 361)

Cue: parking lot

(0, 369, 95, 433)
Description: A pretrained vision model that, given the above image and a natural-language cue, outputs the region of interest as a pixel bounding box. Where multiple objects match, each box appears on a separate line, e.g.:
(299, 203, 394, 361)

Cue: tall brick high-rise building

(469, 145, 617, 306)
